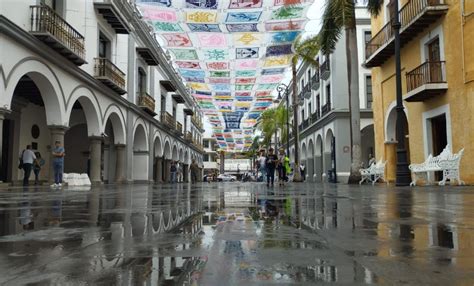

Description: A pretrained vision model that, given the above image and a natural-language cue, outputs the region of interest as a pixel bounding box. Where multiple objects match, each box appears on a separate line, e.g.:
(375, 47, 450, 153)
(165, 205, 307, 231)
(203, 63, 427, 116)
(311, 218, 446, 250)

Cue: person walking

(258, 150, 266, 182)
(33, 152, 45, 185)
(51, 140, 65, 188)
(20, 145, 36, 186)
(277, 149, 290, 186)
(300, 163, 306, 181)
(265, 148, 278, 187)
(190, 159, 199, 184)
(170, 161, 177, 183)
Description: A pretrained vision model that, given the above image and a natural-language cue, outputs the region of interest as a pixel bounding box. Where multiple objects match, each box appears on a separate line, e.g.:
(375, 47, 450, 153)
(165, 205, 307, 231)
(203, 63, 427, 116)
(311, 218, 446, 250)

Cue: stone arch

(133, 123, 148, 151)
(66, 88, 102, 136)
(184, 150, 189, 164)
(384, 101, 409, 143)
(5, 59, 66, 125)
(316, 135, 323, 157)
(153, 133, 163, 158)
(172, 145, 178, 161)
(163, 140, 172, 160)
(315, 135, 324, 182)
(132, 123, 149, 181)
(325, 129, 334, 153)
(361, 124, 375, 167)
(103, 105, 126, 145)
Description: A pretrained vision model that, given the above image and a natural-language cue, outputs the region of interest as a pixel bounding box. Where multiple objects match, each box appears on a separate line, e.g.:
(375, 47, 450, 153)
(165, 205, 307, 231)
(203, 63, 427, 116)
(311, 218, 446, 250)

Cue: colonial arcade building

(0, 0, 205, 185)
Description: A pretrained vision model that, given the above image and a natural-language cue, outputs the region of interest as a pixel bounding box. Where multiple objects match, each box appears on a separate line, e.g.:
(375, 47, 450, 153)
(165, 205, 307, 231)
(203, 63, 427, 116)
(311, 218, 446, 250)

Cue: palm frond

(367, 0, 384, 17)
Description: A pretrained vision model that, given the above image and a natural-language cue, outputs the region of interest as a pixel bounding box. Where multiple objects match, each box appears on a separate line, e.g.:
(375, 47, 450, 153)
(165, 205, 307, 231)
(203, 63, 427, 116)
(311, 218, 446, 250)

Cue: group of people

(169, 159, 200, 184)
(257, 148, 291, 187)
(19, 141, 65, 187)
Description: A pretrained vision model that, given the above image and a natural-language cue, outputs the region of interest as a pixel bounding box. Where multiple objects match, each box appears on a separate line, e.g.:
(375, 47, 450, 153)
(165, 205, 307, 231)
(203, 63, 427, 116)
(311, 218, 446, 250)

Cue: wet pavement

(1, 183, 474, 285)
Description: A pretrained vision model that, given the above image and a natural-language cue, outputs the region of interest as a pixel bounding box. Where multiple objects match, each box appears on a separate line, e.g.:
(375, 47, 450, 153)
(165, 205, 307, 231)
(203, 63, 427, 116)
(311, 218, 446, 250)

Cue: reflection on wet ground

(1, 183, 474, 285)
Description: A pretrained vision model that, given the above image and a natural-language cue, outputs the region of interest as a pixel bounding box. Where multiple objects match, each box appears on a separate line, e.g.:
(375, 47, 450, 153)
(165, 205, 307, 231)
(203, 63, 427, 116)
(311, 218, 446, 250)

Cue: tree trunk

(292, 63, 302, 182)
(346, 11, 362, 184)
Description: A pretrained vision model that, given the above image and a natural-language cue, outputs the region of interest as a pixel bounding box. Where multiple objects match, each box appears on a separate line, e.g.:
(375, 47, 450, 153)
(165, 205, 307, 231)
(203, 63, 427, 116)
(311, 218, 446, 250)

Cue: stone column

(49, 126, 68, 183)
(115, 144, 126, 183)
(89, 136, 102, 185)
(155, 157, 163, 183)
(164, 159, 170, 183)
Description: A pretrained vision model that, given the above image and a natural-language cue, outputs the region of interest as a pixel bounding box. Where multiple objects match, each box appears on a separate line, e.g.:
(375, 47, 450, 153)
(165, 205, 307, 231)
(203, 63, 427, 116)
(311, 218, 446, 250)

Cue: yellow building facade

(367, 0, 474, 183)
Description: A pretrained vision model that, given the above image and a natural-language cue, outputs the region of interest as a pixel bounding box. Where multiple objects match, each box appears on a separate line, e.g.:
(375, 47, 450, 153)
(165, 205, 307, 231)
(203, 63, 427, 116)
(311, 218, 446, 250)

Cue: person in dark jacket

(265, 148, 278, 187)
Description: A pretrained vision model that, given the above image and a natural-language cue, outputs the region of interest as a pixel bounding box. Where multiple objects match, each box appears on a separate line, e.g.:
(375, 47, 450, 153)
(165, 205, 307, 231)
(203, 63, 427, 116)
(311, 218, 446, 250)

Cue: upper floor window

(138, 68, 146, 94)
(98, 33, 111, 59)
(366, 75, 373, 109)
(41, 0, 64, 16)
(364, 31, 372, 48)
(307, 69, 311, 81)
(326, 84, 331, 104)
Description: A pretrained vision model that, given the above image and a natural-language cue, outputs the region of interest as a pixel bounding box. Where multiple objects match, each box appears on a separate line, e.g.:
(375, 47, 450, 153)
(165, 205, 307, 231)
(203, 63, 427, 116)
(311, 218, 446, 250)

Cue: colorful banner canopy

(137, 0, 314, 152)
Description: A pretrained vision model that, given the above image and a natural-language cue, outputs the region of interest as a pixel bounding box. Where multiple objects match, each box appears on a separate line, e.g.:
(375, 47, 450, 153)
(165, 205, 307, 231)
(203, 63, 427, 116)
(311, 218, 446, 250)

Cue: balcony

(321, 102, 331, 116)
(299, 119, 310, 132)
(365, 0, 448, 68)
(172, 93, 186, 104)
(320, 59, 330, 80)
(94, 58, 126, 94)
(175, 122, 183, 136)
(161, 111, 176, 129)
(185, 131, 193, 142)
(302, 83, 312, 99)
(30, 5, 86, 65)
(405, 61, 447, 102)
(94, 1, 130, 34)
(311, 71, 320, 91)
(311, 110, 320, 123)
(192, 115, 203, 130)
(137, 92, 156, 116)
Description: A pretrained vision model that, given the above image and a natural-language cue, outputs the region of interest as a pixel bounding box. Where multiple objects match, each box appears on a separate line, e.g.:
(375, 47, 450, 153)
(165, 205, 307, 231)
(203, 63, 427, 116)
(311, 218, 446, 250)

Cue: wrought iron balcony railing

(405, 61, 447, 102)
(30, 5, 86, 65)
(365, 0, 448, 67)
(311, 110, 320, 123)
(161, 111, 176, 129)
(94, 58, 126, 94)
(303, 83, 312, 99)
(321, 101, 331, 116)
(192, 115, 203, 129)
(185, 131, 193, 142)
(176, 121, 183, 135)
(311, 71, 320, 90)
(320, 58, 330, 80)
(137, 92, 156, 115)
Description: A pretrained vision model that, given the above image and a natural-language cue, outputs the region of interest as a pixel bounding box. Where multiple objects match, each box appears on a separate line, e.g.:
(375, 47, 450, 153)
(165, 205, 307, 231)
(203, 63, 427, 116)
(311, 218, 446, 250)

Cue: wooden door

(428, 38, 442, 82)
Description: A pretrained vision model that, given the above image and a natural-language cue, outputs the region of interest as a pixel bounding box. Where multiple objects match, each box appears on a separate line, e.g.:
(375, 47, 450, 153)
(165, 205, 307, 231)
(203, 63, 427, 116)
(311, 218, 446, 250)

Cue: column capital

(89, 135, 103, 142)
(115, 143, 126, 149)
(48, 125, 69, 135)
(0, 108, 11, 119)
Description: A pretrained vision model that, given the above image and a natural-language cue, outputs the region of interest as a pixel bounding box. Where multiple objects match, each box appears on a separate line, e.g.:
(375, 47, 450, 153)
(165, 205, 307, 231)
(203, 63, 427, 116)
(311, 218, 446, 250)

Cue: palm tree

(319, 0, 383, 183)
(256, 105, 291, 149)
(290, 35, 320, 182)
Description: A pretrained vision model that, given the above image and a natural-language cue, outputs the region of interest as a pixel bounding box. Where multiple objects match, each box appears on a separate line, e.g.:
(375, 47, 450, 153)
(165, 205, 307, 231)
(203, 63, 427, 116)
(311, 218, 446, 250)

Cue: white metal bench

(409, 145, 465, 186)
(359, 159, 387, 185)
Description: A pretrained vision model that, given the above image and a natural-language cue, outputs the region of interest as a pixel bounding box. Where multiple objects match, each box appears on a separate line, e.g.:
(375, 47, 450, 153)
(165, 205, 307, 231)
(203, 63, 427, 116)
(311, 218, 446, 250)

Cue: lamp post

(393, 0, 411, 186)
(277, 83, 290, 157)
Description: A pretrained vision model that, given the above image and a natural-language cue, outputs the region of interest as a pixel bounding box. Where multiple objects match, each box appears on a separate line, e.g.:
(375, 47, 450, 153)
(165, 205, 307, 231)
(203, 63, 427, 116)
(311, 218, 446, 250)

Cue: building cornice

(116, 1, 195, 108)
(0, 16, 204, 154)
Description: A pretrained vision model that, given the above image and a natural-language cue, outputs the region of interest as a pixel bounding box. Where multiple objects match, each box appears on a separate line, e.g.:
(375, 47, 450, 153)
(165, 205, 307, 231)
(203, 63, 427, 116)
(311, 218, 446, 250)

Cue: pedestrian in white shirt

(258, 150, 267, 182)
(20, 145, 36, 186)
